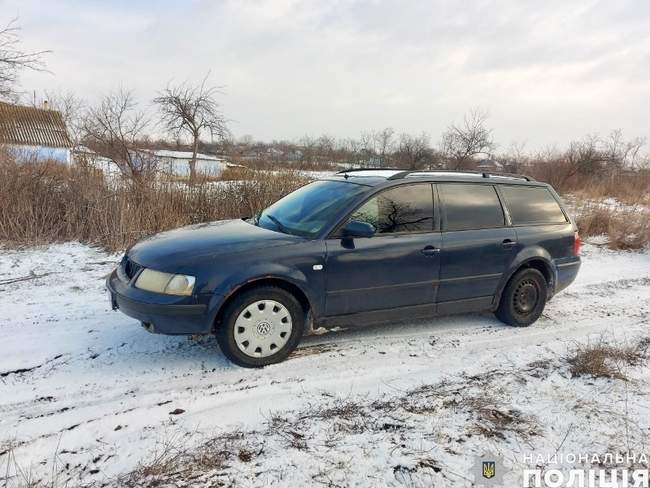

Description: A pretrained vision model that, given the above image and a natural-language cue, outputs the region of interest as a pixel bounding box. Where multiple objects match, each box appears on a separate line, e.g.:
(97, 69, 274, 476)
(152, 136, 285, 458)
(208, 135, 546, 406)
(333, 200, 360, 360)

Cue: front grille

(123, 258, 143, 280)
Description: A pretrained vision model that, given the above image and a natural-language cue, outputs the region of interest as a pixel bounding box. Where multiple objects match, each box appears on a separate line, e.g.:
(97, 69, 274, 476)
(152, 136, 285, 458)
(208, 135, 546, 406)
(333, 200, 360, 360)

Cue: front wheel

(495, 268, 547, 327)
(216, 286, 304, 367)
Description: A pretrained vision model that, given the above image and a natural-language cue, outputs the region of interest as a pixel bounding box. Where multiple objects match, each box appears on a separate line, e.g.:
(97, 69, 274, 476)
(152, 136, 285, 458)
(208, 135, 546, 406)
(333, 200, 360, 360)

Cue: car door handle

(421, 245, 440, 257)
(502, 239, 517, 249)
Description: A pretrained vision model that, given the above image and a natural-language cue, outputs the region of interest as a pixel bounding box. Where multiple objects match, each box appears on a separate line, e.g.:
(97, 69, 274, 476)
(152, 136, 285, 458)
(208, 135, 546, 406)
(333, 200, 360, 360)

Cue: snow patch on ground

(0, 243, 649, 486)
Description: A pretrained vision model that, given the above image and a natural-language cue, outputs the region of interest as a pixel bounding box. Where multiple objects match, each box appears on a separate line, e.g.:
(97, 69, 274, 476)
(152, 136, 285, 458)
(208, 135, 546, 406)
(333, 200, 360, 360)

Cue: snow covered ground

(1, 242, 649, 487)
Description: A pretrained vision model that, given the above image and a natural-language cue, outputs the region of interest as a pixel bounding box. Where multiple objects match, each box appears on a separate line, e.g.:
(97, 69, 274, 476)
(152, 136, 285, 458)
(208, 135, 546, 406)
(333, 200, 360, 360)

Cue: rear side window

(439, 183, 504, 231)
(500, 186, 567, 225)
(348, 184, 433, 234)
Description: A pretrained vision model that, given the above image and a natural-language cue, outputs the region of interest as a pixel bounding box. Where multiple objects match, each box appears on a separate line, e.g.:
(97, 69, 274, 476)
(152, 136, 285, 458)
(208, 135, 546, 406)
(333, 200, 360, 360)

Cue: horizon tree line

(1, 17, 648, 186)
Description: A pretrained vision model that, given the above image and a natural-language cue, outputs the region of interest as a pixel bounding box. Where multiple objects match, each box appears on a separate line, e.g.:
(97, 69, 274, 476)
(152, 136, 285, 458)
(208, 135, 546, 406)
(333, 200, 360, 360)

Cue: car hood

(127, 219, 302, 270)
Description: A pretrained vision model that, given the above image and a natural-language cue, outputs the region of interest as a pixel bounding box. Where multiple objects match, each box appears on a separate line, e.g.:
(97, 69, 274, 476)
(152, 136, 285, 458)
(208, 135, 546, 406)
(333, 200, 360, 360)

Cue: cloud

(4, 0, 650, 149)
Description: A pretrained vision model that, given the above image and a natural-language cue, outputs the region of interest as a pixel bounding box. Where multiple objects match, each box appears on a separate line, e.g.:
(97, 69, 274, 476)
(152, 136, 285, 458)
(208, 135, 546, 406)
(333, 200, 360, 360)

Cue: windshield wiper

(265, 214, 292, 235)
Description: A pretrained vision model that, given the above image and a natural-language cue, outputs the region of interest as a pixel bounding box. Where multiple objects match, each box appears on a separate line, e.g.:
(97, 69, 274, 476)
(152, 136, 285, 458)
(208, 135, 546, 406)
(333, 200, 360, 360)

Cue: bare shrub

(572, 172, 650, 205)
(566, 339, 649, 381)
(216, 165, 252, 181)
(577, 206, 650, 250)
(0, 154, 308, 251)
(608, 215, 650, 251)
(577, 206, 614, 237)
(82, 89, 156, 184)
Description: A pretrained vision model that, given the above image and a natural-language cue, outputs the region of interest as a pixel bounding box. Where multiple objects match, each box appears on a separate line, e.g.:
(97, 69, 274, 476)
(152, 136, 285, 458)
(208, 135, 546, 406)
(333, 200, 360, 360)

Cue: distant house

(74, 147, 236, 179)
(359, 155, 383, 168)
(287, 149, 303, 162)
(146, 149, 229, 177)
(74, 145, 122, 176)
(476, 157, 504, 172)
(0, 101, 73, 163)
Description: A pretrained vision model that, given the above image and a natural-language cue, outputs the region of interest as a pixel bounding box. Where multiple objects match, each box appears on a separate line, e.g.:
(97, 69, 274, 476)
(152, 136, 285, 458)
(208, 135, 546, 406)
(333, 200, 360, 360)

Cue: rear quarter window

(500, 186, 567, 225)
(439, 183, 505, 231)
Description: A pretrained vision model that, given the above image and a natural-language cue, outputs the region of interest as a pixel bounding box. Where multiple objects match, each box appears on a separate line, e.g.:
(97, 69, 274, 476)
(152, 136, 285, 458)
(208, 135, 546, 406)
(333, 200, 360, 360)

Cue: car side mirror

(341, 220, 375, 238)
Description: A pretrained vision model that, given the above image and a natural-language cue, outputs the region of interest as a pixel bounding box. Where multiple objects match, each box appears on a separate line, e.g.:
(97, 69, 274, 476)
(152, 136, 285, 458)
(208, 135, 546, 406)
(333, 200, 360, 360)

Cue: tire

(495, 268, 547, 327)
(215, 286, 304, 367)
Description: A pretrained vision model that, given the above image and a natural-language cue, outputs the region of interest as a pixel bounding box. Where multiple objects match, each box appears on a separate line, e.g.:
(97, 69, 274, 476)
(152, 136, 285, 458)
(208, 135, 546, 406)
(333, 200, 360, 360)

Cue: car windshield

(253, 180, 367, 238)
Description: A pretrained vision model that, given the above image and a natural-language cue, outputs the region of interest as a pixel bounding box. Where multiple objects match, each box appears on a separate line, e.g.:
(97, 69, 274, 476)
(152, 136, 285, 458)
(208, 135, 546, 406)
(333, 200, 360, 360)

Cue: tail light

(573, 231, 581, 256)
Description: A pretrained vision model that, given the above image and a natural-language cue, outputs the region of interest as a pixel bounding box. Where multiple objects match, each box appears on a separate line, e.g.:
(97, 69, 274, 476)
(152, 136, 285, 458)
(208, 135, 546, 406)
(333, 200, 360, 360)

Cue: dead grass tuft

(577, 206, 650, 250)
(468, 395, 539, 440)
(567, 338, 649, 381)
(577, 206, 613, 237)
(607, 217, 650, 250)
(117, 429, 260, 488)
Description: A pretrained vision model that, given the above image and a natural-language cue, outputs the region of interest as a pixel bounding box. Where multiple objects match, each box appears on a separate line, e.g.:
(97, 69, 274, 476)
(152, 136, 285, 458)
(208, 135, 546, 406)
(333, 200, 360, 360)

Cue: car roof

(322, 169, 547, 188)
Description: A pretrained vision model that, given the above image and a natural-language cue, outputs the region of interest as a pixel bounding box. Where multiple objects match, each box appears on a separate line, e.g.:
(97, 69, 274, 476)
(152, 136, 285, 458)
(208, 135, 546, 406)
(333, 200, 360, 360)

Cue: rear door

(498, 185, 573, 259)
(324, 183, 441, 318)
(436, 183, 517, 312)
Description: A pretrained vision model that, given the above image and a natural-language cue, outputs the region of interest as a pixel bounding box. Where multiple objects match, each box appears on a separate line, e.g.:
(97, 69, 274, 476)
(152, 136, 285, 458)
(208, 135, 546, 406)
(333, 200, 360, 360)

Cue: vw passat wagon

(107, 170, 581, 367)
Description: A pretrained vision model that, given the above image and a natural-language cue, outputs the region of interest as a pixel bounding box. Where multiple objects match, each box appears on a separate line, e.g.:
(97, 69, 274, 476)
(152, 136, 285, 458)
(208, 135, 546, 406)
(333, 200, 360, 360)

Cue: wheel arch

(493, 253, 556, 309)
(212, 277, 312, 333)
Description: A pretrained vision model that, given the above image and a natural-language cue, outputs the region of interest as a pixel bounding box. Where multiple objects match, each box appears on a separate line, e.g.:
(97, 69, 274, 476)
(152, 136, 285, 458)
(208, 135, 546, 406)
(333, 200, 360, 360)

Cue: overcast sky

(3, 0, 650, 150)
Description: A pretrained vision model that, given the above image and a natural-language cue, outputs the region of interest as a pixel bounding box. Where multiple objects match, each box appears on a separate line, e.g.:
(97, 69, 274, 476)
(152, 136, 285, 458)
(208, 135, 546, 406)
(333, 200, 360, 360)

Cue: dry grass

(216, 165, 256, 181)
(116, 430, 261, 488)
(576, 206, 613, 237)
(528, 161, 650, 205)
(1, 150, 648, 252)
(467, 395, 539, 440)
(607, 216, 650, 250)
(0, 156, 308, 251)
(577, 206, 650, 250)
(570, 173, 650, 206)
(566, 338, 650, 381)
(400, 379, 539, 440)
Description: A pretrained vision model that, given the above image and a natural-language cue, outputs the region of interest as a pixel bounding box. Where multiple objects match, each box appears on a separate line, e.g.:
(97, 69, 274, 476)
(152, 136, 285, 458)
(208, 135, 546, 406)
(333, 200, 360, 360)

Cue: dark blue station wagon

(107, 170, 581, 367)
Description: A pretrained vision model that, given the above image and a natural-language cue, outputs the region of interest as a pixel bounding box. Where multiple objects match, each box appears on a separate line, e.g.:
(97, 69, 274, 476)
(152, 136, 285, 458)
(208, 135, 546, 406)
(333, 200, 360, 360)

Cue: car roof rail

(335, 168, 535, 182)
(335, 168, 407, 179)
(386, 169, 535, 182)
(336, 168, 408, 173)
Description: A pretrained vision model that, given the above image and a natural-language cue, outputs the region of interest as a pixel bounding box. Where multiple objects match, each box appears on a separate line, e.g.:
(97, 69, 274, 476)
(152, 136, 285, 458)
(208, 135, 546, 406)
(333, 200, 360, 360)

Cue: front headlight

(134, 269, 196, 296)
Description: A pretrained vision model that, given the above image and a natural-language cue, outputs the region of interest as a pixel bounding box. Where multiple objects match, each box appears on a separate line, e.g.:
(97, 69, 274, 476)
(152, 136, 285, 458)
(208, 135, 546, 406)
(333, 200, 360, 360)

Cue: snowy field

(1, 242, 649, 486)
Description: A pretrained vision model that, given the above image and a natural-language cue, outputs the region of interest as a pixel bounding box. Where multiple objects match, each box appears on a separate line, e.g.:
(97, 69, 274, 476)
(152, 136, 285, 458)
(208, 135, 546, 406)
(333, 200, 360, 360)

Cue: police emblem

(472, 452, 506, 486)
(482, 461, 496, 479)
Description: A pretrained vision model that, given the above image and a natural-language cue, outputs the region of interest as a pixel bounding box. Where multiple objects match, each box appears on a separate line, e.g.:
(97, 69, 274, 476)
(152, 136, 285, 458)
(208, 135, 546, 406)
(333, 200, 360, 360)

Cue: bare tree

(340, 137, 362, 167)
(298, 135, 318, 164)
(374, 128, 395, 167)
(394, 132, 433, 169)
(498, 141, 528, 173)
(42, 90, 86, 147)
(603, 129, 645, 169)
(316, 134, 336, 162)
(440, 108, 495, 169)
(0, 18, 48, 101)
(83, 89, 154, 183)
(153, 77, 228, 181)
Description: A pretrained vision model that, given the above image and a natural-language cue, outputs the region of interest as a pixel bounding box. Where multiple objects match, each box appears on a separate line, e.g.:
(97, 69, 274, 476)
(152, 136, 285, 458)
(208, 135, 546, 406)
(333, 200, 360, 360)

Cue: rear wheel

(216, 286, 304, 367)
(495, 268, 547, 327)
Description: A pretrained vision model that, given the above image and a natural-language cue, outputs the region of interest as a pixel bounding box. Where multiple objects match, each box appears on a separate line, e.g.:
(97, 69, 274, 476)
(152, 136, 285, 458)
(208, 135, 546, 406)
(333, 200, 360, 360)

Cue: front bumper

(106, 269, 218, 335)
